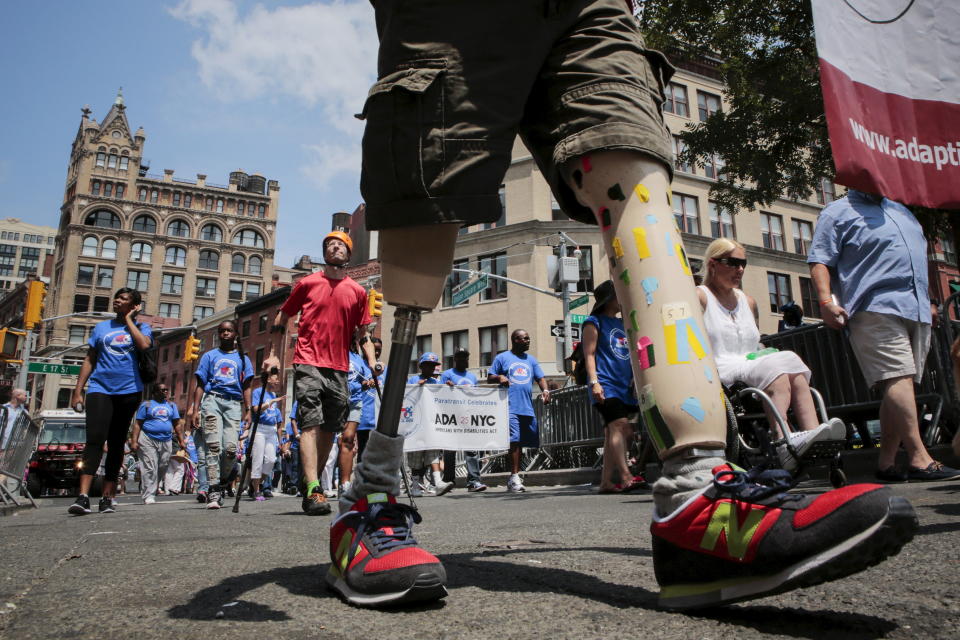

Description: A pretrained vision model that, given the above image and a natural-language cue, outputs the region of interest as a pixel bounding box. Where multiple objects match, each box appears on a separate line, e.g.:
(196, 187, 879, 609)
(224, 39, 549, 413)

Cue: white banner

(376, 384, 509, 452)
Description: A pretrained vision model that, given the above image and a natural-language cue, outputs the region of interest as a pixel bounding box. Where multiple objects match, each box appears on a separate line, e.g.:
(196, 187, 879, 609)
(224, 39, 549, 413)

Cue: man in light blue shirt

(809, 189, 958, 483)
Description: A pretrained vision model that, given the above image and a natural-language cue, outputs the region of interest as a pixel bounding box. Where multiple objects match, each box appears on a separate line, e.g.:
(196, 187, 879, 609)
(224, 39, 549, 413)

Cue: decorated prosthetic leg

(328, 225, 458, 607)
(564, 151, 918, 610)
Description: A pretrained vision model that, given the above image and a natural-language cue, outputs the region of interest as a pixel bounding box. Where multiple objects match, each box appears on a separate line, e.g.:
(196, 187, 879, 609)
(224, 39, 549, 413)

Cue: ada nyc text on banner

(387, 384, 509, 452)
(812, 0, 960, 208)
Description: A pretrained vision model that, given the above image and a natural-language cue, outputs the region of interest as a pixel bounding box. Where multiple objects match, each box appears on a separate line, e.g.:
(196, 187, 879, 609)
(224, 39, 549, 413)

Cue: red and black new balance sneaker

(327, 492, 447, 607)
(652, 465, 918, 610)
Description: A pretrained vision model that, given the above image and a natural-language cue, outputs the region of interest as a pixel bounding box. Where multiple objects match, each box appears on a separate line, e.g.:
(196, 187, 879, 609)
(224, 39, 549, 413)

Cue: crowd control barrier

(0, 407, 41, 509)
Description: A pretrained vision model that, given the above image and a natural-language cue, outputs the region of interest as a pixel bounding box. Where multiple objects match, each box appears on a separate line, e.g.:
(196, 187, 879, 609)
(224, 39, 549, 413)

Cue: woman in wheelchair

(697, 239, 845, 471)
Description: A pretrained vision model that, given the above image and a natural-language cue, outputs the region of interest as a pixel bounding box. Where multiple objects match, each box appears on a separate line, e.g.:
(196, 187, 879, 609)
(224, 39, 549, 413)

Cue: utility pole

(556, 232, 582, 361)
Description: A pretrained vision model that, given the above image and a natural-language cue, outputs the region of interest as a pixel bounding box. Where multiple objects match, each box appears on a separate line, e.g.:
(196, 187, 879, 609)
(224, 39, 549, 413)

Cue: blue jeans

(465, 451, 482, 484)
(200, 394, 242, 487)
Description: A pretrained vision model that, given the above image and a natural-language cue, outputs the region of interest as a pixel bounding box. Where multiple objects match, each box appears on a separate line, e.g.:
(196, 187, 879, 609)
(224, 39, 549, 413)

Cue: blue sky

(0, 0, 378, 267)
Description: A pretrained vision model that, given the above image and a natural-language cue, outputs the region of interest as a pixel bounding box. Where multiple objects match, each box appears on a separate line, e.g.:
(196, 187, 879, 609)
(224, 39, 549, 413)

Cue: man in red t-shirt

(264, 231, 379, 515)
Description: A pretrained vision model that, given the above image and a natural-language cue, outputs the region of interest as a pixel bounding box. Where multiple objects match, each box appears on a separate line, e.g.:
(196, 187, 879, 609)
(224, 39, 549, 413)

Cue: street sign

(550, 324, 582, 341)
(451, 274, 489, 306)
(28, 362, 81, 376)
(570, 314, 588, 324)
(569, 294, 590, 309)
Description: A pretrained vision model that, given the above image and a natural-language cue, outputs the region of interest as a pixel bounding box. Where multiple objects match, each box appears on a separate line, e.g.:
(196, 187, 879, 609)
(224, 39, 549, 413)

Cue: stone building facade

(0, 218, 57, 292)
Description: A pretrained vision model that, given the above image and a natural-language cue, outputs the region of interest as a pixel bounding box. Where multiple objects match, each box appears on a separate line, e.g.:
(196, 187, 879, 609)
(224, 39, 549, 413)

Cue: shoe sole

(304, 504, 332, 516)
(206, 502, 221, 510)
(68, 505, 91, 515)
(467, 486, 487, 492)
(325, 570, 448, 608)
(435, 483, 455, 497)
(657, 496, 918, 610)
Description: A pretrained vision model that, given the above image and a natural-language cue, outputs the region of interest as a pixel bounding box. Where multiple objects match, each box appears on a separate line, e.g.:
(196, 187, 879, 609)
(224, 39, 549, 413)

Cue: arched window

(81, 236, 99, 257)
(215, 199, 224, 213)
(165, 246, 186, 267)
(247, 255, 262, 275)
(138, 187, 147, 202)
(150, 189, 159, 204)
(132, 214, 157, 233)
(231, 254, 245, 273)
(200, 223, 223, 242)
(101, 238, 117, 260)
(233, 229, 264, 248)
(198, 249, 219, 270)
(167, 220, 190, 238)
(84, 210, 121, 229)
(130, 242, 152, 263)
(237, 202, 245, 215)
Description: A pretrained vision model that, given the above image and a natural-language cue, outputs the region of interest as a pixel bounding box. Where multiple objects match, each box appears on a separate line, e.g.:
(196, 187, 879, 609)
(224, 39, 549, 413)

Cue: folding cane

(233, 370, 271, 513)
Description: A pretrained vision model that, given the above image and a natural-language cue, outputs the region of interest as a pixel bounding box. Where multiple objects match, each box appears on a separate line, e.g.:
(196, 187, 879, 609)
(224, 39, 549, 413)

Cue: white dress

(698, 285, 811, 389)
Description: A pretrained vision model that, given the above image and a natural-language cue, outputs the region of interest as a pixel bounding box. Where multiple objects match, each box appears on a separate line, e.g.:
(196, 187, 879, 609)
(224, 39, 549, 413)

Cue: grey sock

(340, 430, 404, 514)
(652, 455, 724, 516)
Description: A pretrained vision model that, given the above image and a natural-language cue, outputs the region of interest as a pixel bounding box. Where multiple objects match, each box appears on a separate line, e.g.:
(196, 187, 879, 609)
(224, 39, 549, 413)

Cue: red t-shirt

(281, 272, 371, 372)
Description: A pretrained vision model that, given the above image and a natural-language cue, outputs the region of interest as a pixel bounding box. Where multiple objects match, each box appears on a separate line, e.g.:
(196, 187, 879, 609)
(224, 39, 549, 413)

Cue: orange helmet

(323, 230, 353, 256)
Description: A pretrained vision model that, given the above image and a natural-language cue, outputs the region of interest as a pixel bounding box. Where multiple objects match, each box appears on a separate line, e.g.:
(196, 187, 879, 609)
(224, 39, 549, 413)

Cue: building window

(231, 254, 245, 273)
(234, 229, 265, 248)
(119, 156, 129, 171)
(150, 189, 159, 204)
(441, 330, 469, 370)
(184, 194, 192, 207)
(241, 320, 251, 338)
(84, 210, 121, 229)
(247, 255, 262, 275)
(229, 280, 243, 301)
(767, 272, 792, 313)
(409, 335, 433, 374)
(167, 220, 190, 238)
(93, 296, 110, 312)
(258, 204, 266, 218)
(704, 154, 725, 179)
(77, 264, 94, 286)
(216, 199, 224, 213)
(258, 314, 268, 333)
(161, 273, 184, 295)
(760, 212, 785, 251)
(664, 82, 689, 117)
(133, 214, 157, 233)
(81, 236, 99, 257)
(127, 270, 149, 290)
(237, 202, 245, 216)
(165, 246, 186, 266)
(246, 282, 260, 300)
(697, 90, 721, 121)
(672, 135, 692, 174)
(130, 242, 152, 262)
(709, 201, 735, 239)
(477, 252, 507, 301)
(159, 303, 181, 319)
(198, 249, 219, 270)
(97, 266, 114, 289)
(73, 295, 90, 313)
(442, 258, 470, 308)
(815, 178, 837, 205)
(91, 180, 101, 196)
(173, 192, 181, 207)
(103, 182, 113, 198)
(942, 235, 957, 265)
(95, 152, 106, 168)
(115, 184, 124, 199)
(550, 194, 565, 222)
(108, 154, 118, 169)
(193, 306, 214, 322)
(101, 238, 117, 260)
(69, 325, 87, 345)
(205, 197, 214, 211)
(255, 347, 265, 373)
(138, 187, 147, 202)
(673, 193, 701, 235)
(201, 224, 223, 242)
(799, 277, 820, 320)
(196, 277, 217, 298)
(792, 219, 813, 255)
(479, 325, 508, 368)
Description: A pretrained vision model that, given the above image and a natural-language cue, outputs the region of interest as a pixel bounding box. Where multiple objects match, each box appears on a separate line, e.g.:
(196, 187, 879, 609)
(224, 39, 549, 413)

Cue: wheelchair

(723, 382, 848, 488)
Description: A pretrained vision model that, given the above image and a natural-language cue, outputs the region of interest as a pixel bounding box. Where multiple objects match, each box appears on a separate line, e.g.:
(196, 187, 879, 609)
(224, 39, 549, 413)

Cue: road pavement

(1, 480, 958, 639)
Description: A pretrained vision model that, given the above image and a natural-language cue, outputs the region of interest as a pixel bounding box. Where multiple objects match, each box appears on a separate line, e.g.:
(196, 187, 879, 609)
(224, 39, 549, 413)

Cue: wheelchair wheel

(723, 394, 740, 464)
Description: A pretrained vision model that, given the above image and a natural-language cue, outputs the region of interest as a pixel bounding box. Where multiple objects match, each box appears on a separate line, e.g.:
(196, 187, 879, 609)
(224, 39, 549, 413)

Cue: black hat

(453, 347, 470, 357)
(589, 280, 617, 316)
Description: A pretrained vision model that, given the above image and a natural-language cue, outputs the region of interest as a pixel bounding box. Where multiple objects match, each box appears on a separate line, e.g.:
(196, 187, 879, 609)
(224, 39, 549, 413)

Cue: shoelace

(713, 466, 800, 502)
(347, 502, 424, 562)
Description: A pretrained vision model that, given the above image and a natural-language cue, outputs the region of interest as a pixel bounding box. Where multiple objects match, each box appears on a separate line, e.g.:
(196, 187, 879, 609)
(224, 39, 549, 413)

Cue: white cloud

(300, 141, 362, 189)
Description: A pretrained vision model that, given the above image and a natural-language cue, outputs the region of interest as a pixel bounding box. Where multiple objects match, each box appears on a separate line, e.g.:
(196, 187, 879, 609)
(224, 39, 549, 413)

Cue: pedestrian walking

(131, 383, 185, 504)
(357, 338, 385, 463)
(185, 320, 253, 510)
(338, 344, 373, 498)
(1, 388, 28, 450)
(68, 288, 152, 515)
(247, 372, 285, 501)
(281, 401, 301, 495)
(440, 348, 486, 492)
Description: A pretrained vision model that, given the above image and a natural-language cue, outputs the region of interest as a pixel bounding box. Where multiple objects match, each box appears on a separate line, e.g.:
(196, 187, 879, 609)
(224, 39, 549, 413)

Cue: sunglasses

(714, 257, 748, 269)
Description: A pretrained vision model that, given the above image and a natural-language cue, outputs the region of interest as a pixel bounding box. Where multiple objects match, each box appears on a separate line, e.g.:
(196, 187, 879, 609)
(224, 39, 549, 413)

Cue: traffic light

(182, 334, 201, 363)
(0, 328, 25, 360)
(24, 281, 47, 330)
(367, 288, 383, 317)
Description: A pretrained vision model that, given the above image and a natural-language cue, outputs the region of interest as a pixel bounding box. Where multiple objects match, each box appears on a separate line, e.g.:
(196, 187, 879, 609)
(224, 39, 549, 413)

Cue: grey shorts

(347, 399, 363, 424)
(847, 311, 931, 388)
(293, 364, 349, 433)
(361, 0, 674, 230)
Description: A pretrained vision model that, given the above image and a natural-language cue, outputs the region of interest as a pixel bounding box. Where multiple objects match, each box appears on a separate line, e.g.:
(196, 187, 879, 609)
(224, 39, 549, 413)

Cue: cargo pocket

(358, 63, 446, 204)
(641, 48, 675, 108)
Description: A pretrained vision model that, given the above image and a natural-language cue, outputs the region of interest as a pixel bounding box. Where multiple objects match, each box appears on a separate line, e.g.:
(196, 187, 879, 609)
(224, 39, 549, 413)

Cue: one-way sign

(550, 324, 581, 340)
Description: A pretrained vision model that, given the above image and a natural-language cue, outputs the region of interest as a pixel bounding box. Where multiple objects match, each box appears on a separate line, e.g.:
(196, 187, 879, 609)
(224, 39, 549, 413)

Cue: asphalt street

(1, 479, 958, 640)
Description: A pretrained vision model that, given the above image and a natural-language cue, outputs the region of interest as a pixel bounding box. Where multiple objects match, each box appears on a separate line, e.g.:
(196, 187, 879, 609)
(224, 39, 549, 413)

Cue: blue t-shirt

(583, 315, 635, 405)
(135, 400, 180, 441)
(440, 368, 478, 386)
(408, 374, 439, 384)
(359, 368, 386, 431)
(87, 319, 153, 395)
(283, 421, 299, 451)
(185, 433, 198, 463)
(195, 348, 253, 399)
(490, 351, 544, 417)
(348, 352, 371, 404)
(253, 388, 282, 426)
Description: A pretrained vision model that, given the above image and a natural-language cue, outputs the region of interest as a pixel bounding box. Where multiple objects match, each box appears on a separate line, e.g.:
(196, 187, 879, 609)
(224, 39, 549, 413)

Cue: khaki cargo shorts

(847, 311, 931, 388)
(294, 364, 349, 432)
(361, 0, 674, 230)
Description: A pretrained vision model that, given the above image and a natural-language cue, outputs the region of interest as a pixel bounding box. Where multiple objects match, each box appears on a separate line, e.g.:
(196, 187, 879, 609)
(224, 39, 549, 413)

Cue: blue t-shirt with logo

(439, 368, 478, 386)
(490, 351, 544, 417)
(252, 388, 282, 426)
(360, 368, 386, 431)
(87, 319, 154, 395)
(135, 400, 180, 441)
(348, 352, 371, 405)
(195, 348, 253, 399)
(583, 314, 635, 405)
(185, 433, 198, 463)
(408, 374, 439, 385)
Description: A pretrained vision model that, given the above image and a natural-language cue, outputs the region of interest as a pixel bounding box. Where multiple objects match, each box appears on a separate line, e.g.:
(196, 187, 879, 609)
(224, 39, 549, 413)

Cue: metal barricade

(0, 407, 41, 509)
(529, 385, 605, 470)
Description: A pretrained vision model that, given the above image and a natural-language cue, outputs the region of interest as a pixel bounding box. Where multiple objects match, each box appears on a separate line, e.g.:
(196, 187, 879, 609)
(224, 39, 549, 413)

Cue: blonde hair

(700, 238, 746, 286)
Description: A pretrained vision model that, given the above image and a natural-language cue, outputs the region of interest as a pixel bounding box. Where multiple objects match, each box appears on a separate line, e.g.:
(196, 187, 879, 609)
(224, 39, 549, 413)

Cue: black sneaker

(206, 491, 222, 509)
(875, 466, 908, 483)
(196, 490, 208, 503)
(68, 494, 91, 515)
(303, 488, 332, 515)
(98, 497, 116, 513)
(226, 487, 235, 498)
(907, 461, 960, 482)
(262, 489, 273, 499)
